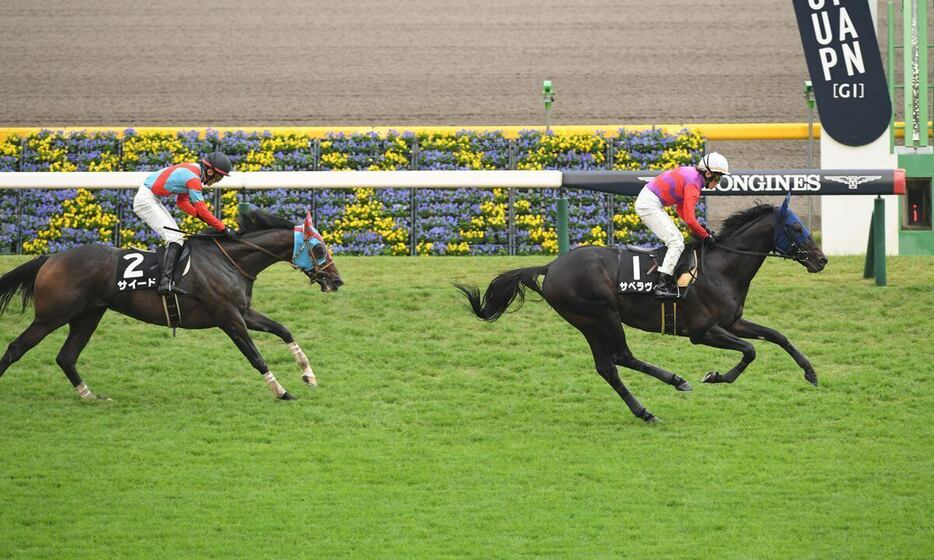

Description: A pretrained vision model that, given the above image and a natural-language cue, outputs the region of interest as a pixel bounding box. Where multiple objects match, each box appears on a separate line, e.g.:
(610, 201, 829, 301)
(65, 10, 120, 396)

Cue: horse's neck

(226, 230, 294, 277)
(713, 218, 775, 285)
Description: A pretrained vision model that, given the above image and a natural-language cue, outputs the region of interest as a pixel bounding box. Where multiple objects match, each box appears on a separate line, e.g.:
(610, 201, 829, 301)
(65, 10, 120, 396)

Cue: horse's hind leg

(0, 319, 64, 379)
(579, 324, 659, 424)
(605, 322, 692, 392)
(242, 308, 317, 387)
(690, 325, 757, 384)
(56, 308, 107, 399)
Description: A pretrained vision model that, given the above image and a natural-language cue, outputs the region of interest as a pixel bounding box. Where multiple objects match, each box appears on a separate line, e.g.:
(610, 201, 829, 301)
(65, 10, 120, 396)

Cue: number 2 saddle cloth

(114, 245, 192, 292)
(615, 245, 699, 297)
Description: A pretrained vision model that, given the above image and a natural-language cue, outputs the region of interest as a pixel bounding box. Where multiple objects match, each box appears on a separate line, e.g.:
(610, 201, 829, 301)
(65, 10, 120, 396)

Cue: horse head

(774, 193, 827, 273)
(294, 210, 343, 292)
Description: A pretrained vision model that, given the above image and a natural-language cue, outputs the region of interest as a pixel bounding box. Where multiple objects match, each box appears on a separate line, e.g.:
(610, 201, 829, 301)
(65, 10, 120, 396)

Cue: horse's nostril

(818, 257, 828, 266)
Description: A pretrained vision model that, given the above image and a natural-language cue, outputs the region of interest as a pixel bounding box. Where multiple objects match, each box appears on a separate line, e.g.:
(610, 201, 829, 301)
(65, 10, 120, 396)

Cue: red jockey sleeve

(176, 193, 197, 216)
(193, 201, 226, 231)
(677, 187, 709, 239)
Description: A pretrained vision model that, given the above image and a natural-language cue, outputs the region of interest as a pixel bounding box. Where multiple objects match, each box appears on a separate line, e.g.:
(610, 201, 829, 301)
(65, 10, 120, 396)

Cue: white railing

(0, 171, 563, 190)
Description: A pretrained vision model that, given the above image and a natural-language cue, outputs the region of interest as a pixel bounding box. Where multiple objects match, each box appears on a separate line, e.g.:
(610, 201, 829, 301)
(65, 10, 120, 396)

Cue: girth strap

(161, 293, 182, 335)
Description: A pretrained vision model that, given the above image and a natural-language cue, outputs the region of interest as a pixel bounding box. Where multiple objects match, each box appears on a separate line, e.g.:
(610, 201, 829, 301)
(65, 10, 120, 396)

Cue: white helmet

(698, 152, 730, 175)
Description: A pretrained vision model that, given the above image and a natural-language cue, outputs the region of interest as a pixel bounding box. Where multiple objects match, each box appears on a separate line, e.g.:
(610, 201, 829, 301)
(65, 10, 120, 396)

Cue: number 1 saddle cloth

(615, 245, 699, 296)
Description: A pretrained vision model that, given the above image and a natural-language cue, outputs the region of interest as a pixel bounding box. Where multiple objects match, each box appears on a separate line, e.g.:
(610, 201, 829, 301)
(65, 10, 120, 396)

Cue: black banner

(793, 0, 891, 146)
(561, 169, 905, 196)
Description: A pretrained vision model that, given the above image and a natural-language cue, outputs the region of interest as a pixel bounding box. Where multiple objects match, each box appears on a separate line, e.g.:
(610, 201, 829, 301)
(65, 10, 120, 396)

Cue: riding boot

(157, 242, 187, 295)
(652, 272, 679, 299)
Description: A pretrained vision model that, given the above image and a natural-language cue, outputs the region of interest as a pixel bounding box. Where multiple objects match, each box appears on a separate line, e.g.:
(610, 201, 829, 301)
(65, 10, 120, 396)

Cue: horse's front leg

(690, 325, 757, 384)
(727, 318, 818, 386)
(219, 310, 296, 400)
(242, 308, 317, 387)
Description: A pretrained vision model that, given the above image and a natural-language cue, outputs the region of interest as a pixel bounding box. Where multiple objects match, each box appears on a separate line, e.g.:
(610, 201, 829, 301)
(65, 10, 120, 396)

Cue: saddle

(114, 245, 191, 292)
(615, 244, 699, 296)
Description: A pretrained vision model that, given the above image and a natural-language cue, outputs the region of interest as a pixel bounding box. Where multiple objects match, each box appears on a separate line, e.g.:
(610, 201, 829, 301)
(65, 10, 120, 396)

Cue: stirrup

(157, 279, 187, 295)
(653, 285, 679, 299)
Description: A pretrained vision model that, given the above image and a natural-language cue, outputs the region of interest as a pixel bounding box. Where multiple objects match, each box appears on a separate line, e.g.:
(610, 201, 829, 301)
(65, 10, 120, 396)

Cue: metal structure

(886, 0, 934, 261)
(0, 169, 905, 257)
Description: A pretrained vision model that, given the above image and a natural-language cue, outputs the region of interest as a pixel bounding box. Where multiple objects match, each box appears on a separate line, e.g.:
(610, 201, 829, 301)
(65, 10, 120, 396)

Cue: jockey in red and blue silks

(635, 152, 729, 299)
(132, 151, 237, 295)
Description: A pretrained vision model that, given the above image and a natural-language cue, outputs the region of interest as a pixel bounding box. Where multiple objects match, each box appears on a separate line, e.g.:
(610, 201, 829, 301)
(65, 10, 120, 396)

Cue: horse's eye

(311, 244, 327, 261)
(792, 223, 803, 233)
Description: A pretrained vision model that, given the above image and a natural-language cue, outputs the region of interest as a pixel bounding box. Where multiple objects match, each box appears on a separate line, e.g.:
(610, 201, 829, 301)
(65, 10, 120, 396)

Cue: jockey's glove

(224, 226, 238, 241)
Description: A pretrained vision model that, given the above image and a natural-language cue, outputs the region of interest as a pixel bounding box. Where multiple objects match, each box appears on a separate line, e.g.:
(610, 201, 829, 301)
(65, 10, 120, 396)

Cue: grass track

(0, 255, 932, 559)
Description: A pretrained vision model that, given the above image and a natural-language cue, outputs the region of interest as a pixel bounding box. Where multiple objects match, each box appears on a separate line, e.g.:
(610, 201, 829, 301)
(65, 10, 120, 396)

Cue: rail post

(863, 196, 887, 285)
(557, 189, 569, 254)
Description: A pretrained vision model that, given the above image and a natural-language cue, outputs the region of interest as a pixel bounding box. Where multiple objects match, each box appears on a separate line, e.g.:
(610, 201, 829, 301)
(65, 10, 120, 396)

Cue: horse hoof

(805, 371, 819, 387)
(644, 414, 661, 425)
(278, 392, 298, 401)
(702, 371, 720, 383)
(302, 375, 317, 388)
(675, 381, 693, 392)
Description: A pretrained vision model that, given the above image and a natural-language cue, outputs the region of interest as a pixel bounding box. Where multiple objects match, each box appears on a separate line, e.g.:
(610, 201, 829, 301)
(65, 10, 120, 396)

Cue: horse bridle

(165, 225, 334, 282)
(703, 209, 810, 263)
(211, 236, 334, 282)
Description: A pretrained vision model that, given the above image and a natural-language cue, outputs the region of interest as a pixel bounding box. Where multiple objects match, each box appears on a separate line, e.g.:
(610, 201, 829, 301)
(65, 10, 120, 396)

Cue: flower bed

(0, 128, 706, 255)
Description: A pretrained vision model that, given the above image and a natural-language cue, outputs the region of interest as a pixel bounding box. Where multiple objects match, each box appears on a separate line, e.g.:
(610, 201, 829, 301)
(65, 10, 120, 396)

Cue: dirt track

(1, 0, 850, 225)
(0, 0, 813, 128)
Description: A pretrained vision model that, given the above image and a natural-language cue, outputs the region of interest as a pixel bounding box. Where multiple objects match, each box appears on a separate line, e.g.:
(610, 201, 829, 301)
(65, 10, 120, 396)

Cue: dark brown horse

(0, 207, 343, 400)
(458, 196, 827, 423)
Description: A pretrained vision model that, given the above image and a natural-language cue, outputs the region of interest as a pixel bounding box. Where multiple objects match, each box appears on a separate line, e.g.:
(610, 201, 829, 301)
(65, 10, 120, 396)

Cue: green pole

(542, 80, 555, 134)
(888, 0, 896, 153)
(863, 214, 875, 279)
(918, 0, 929, 147)
(873, 196, 887, 286)
(557, 189, 569, 254)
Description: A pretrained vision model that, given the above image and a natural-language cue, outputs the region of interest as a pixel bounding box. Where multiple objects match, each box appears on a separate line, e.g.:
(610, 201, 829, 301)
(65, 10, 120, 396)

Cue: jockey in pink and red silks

(635, 152, 729, 299)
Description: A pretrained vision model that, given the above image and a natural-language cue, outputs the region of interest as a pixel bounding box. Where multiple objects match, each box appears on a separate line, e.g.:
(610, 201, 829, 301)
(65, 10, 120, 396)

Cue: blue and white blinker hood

(773, 192, 811, 256)
(292, 211, 331, 272)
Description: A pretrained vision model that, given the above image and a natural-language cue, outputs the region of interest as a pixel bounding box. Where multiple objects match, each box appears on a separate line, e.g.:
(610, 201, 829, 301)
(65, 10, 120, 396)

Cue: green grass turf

(0, 254, 931, 559)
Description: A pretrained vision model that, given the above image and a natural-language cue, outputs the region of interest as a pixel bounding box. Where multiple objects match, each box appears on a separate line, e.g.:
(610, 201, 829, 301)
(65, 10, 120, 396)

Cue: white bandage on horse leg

(262, 372, 287, 397)
(288, 342, 317, 385)
(75, 382, 95, 399)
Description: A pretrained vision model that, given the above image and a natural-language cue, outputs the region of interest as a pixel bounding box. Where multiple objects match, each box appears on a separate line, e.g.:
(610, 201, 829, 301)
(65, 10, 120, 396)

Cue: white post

(820, 2, 900, 256)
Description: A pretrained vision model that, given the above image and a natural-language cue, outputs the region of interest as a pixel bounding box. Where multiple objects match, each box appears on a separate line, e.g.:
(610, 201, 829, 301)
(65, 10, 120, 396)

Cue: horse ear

(781, 191, 792, 216)
(303, 209, 314, 239)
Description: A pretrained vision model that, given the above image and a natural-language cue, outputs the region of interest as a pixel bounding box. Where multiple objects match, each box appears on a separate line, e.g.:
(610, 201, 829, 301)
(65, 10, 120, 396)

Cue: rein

(709, 243, 795, 259)
(164, 227, 333, 282)
(212, 238, 257, 281)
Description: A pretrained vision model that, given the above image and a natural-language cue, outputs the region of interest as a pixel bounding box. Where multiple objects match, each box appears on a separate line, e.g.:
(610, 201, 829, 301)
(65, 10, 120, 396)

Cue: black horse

(0, 207, 343, 400)
(458, 195, 827, 423)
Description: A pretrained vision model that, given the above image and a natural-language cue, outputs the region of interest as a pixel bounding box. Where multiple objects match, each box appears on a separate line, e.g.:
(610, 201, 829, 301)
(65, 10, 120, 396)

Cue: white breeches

(133, 186, 184, 245)
(635, 188, 684, 276)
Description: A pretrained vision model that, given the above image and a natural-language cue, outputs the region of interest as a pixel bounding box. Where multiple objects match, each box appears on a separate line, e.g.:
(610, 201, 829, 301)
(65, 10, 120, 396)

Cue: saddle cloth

(114, 245, 191, 292)
(616, 245, 698, 295)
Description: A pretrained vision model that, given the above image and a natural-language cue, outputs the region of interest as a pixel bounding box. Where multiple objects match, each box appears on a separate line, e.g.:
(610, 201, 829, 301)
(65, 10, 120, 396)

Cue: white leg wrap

(289, 342, 317, 386)
(76, 382, 95, 400)
(262, 372, 287, 398)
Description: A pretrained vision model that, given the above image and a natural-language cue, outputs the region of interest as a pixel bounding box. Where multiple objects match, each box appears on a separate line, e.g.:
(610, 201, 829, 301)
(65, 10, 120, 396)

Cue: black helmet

(202, 151, 232, 176)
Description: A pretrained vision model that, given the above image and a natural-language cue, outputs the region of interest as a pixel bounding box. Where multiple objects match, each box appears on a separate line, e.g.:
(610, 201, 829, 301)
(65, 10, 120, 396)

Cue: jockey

(132, 151, 237, 294)
(635, 152, 729, 299)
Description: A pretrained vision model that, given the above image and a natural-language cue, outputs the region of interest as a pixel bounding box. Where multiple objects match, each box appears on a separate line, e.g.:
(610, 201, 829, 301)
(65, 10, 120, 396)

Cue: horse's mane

(236, 207, 295, 234)
(718, 203, 774, 238)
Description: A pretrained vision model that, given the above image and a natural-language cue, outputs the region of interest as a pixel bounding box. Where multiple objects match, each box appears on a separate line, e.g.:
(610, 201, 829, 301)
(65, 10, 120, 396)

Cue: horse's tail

(0, 257, 48, 315)
(455, 264, 549, 322)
